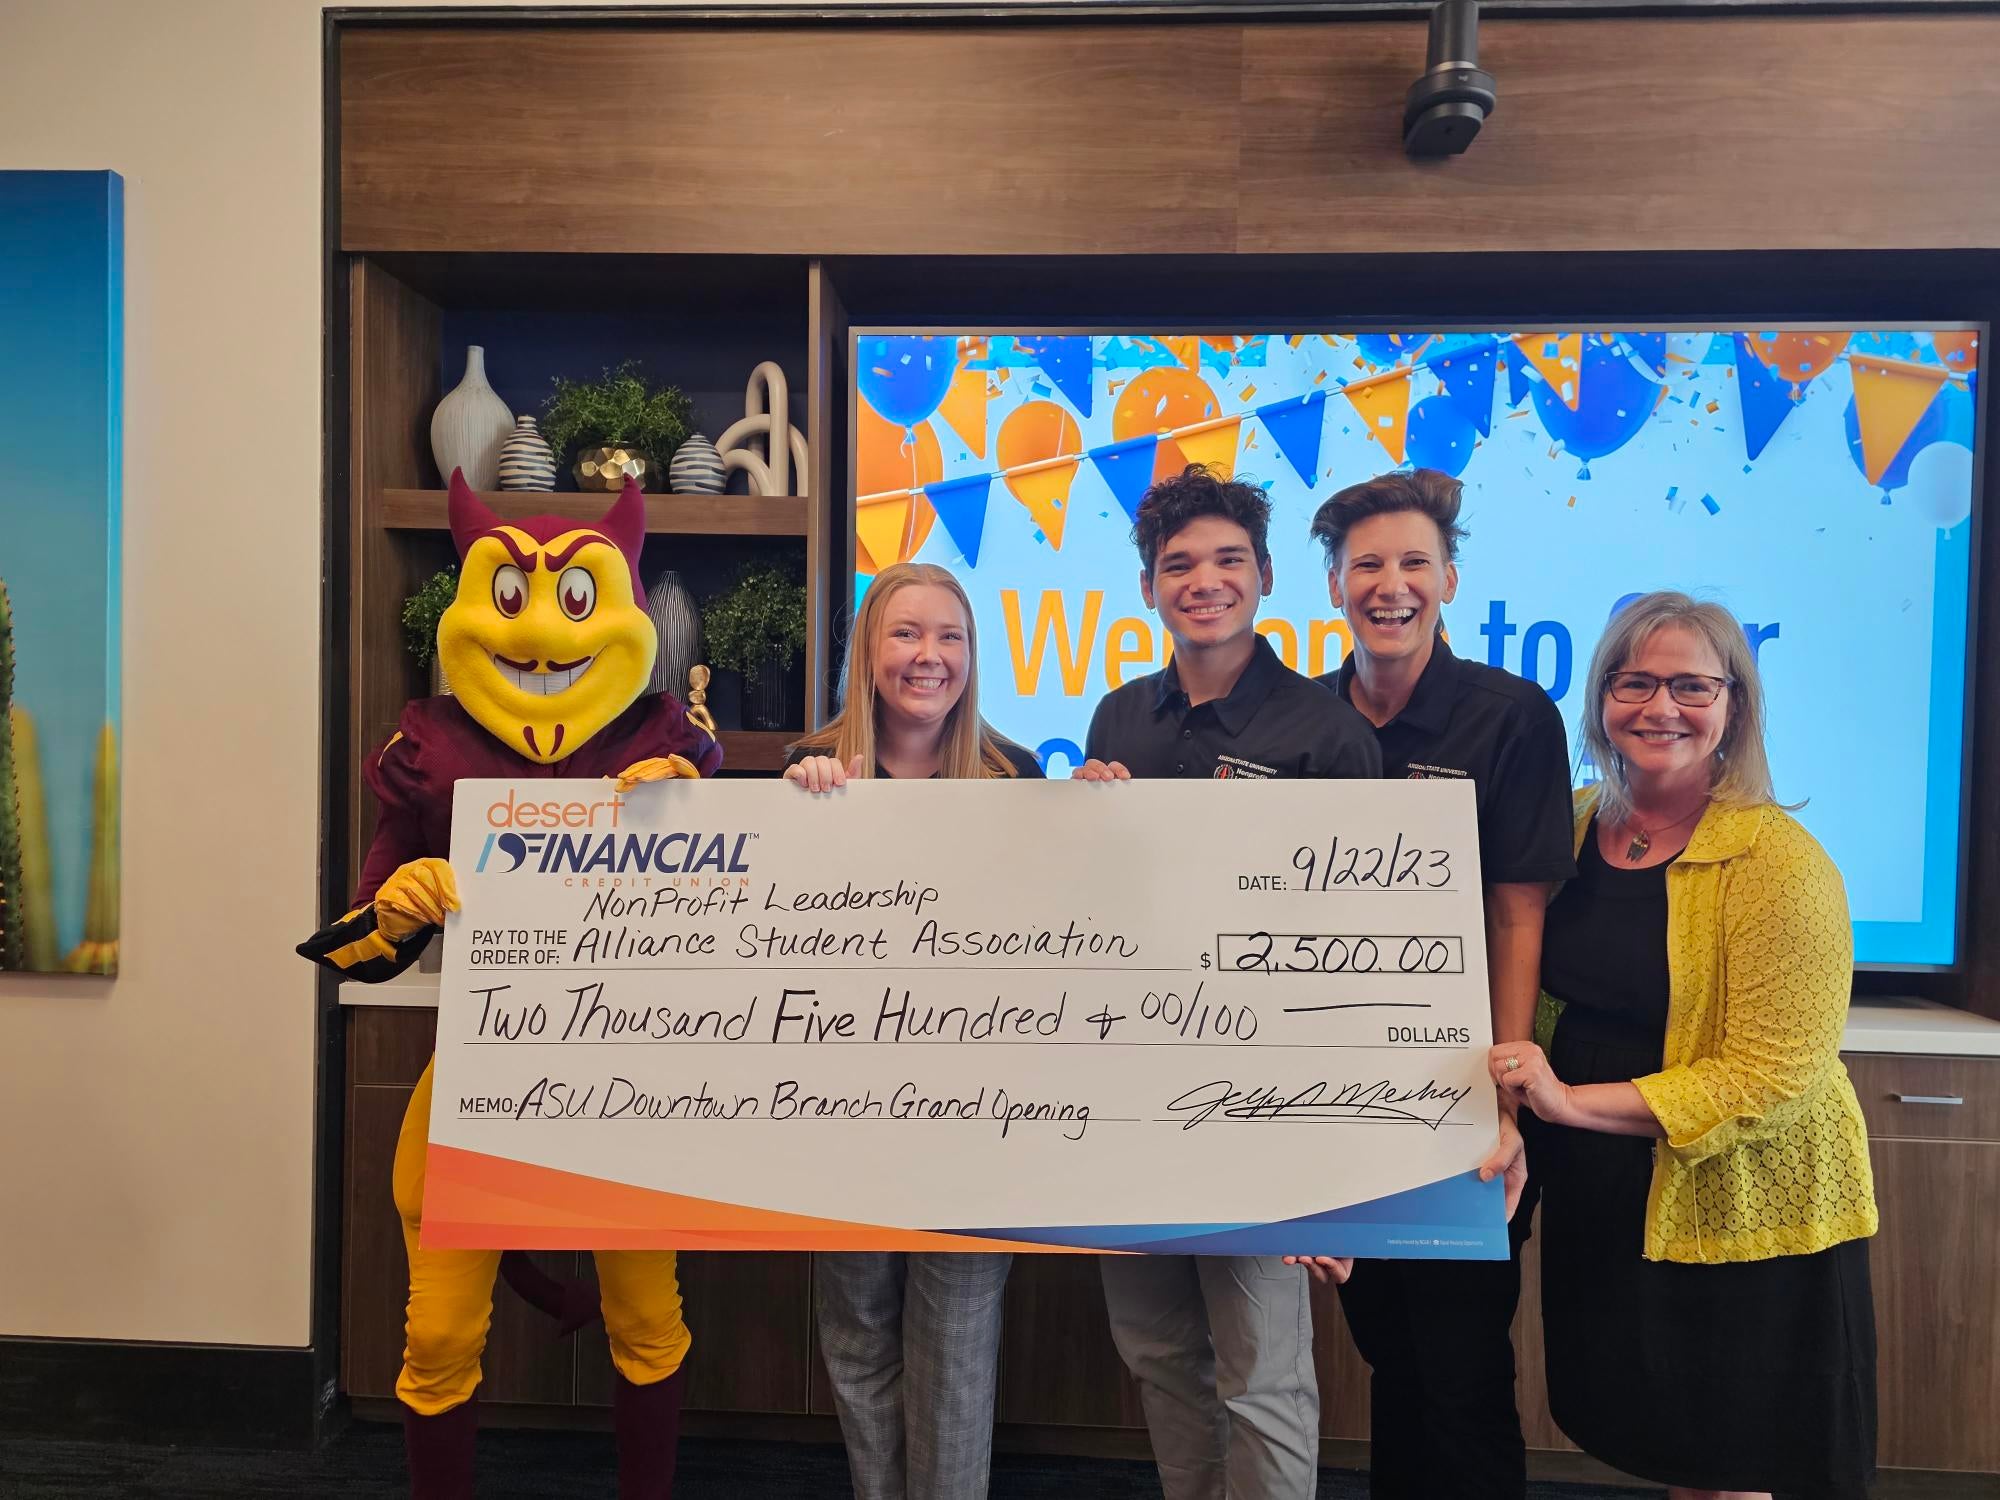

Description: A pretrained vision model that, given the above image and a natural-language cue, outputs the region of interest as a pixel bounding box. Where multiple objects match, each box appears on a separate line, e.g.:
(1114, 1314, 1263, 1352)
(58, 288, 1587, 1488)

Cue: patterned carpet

(0, 1426, 1663, 1499)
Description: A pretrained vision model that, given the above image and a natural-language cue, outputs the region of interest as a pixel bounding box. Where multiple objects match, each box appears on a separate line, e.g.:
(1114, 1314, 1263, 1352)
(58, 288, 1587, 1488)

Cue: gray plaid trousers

(815, 1251, 1013, 1500)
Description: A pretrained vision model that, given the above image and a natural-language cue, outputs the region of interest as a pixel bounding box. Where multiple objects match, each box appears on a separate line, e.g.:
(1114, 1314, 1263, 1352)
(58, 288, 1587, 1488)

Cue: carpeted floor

(0, 1427, 1664, 1499)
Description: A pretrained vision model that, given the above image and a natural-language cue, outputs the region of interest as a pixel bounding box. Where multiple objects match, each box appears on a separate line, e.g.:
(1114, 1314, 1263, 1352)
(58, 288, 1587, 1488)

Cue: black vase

(744, 648, 801, 731)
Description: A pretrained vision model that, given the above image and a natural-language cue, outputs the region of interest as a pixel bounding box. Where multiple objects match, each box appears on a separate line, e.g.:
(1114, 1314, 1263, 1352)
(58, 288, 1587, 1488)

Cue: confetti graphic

(852, 327, 1977, 964)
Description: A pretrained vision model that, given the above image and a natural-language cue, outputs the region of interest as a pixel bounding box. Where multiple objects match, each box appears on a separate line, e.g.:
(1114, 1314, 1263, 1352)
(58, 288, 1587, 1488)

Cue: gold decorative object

(574, 444, 648, 492)
(686, 663, 718, 736)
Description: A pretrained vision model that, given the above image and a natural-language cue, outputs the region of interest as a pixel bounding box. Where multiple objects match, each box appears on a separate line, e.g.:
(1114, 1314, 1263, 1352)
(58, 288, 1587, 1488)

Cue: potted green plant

(702, 564, 808, 730)
(402, 567, 459, 695)
(539, 361, 695, 491)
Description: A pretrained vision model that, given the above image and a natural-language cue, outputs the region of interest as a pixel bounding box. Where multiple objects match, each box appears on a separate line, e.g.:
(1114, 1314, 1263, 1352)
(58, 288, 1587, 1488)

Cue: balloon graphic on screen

(1113, 367, 1222, 481)
(1906, 441, 1975, 529)
(1738, 330, 1851, 391)
(1404, 394, 1478, 477)
(857, 335, 958, 429)
(1531, 334, 1661, 478)
(853, 402, 938, 574)
(1623, 332, 1670, 378)
(998, 400, 1083, 549)
(1354, 333, 1431, 369)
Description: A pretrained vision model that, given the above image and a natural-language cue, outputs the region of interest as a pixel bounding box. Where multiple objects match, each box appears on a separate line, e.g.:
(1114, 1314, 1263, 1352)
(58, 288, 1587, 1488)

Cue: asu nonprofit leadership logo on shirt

(1213, 754, 1279, 780)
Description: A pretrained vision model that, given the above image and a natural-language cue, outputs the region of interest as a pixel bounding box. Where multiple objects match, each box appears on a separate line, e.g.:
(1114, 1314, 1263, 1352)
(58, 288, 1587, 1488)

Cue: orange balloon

(1744, 331, 1851, 387)
(997, 400, 1083, 549)
(853, 404, 937, 572)
(1934, 330, 1979, 372)
(1113, 367, 1222, 481)
(997, 399, 1081, 474)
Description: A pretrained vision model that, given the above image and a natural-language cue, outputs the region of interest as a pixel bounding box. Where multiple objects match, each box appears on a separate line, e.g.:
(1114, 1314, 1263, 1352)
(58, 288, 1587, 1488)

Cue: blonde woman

(785, 562, 1037, 1500)
(1490, 592, 1877, 1500)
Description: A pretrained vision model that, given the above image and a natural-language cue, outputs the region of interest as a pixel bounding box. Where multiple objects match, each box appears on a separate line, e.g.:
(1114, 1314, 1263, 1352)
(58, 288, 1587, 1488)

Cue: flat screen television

(848, 328, 1981, 969)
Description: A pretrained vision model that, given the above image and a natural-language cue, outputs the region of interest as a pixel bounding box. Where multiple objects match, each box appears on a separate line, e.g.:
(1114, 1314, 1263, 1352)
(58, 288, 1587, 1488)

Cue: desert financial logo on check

(474, 829, 754, 876)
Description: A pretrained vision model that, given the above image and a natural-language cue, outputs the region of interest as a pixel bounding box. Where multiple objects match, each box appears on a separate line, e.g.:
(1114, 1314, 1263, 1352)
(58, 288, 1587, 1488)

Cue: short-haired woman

(1491, 591, 1877, 1500)
(785, 561, 1038, 1500)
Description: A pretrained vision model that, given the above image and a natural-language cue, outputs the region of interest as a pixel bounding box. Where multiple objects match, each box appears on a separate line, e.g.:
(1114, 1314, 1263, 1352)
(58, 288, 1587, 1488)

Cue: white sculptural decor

(715, 361, 811, 498)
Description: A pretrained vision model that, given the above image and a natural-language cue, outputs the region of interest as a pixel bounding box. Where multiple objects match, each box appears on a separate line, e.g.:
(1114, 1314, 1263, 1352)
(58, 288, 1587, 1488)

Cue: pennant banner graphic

(1851, 355, 1948, 487)
(1343, 372, 1413, 464)
(1090, 434, 1162, 523)
(1512, 333, 1583, 411)
(922, 472, 994, 568)
(1257, 391, 1329, 486)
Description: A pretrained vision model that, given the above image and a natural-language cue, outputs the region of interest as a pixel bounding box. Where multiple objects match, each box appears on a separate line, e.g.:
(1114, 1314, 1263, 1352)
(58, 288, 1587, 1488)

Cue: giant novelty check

(421, 778, 1507, 1258)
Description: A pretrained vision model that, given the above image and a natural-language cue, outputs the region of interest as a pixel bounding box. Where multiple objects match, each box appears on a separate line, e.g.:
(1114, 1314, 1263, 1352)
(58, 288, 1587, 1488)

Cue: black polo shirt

(1323, 638, 1576, 886)
(1087, 634, 1381, 780)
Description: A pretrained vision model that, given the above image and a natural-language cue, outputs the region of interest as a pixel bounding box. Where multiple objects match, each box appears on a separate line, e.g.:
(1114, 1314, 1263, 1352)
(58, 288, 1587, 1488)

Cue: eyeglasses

(1604, 671, 1733, 707)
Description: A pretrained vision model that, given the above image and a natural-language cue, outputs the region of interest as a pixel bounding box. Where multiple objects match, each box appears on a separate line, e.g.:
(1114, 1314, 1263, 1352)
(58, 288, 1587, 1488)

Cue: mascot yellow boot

(301, 472, 715, 1500)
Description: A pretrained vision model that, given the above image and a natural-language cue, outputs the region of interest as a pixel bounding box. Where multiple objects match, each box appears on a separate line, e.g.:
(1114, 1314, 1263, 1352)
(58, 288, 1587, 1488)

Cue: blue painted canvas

(0, 171, 122, 974)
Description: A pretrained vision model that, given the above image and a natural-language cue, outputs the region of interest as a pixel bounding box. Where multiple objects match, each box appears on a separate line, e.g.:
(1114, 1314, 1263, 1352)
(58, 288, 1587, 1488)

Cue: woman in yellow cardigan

(1490, 592, 1876, 1500)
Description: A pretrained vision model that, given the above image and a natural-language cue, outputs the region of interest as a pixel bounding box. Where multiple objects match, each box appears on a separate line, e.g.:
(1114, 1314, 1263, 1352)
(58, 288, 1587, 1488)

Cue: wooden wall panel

(1869, 1136, 2000, 1472)
(342, 26, 1241, 256)
(1237, 16, 2000, 254)
(806, 261, 849, 726)
(347, 260, 442, 898)
(343, 17, 2000, 258)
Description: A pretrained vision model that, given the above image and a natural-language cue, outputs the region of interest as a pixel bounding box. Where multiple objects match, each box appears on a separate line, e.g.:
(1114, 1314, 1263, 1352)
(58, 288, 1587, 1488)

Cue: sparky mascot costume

(300, 472, 717, 1499)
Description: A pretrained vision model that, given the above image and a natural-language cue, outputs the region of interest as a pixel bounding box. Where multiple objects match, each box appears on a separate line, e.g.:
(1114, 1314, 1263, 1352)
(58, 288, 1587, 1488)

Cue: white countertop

(1842, 995, 2000, 1058)
(338, 976, 2000, 1058)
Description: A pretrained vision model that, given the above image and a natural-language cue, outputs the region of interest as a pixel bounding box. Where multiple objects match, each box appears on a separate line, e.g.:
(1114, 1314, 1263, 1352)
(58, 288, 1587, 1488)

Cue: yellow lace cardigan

(1549, 788, 1878, 1263)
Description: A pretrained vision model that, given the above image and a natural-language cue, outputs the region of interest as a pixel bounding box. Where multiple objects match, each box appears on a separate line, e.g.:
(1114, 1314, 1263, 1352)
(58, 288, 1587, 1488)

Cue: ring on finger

(1503, 1056, 1521, 1072)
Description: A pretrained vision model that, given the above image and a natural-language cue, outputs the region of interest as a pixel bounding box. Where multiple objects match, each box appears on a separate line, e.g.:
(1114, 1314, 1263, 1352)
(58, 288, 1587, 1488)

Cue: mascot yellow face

(437, 470, 657, 763)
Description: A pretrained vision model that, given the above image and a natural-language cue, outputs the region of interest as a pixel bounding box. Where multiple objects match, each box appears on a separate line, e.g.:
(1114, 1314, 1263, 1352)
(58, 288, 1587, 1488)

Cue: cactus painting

(0, 171, 122, 974)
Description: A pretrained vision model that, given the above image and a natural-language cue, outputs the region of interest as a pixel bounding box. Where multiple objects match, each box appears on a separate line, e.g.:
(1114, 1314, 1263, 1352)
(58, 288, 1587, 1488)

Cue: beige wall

(0, 0, 1002, 1358)
(0, 1, 323, 1346)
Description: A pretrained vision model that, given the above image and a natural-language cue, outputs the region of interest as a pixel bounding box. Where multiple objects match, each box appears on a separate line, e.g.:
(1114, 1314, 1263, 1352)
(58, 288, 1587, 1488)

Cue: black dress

(1534, 821, 1877, 1498)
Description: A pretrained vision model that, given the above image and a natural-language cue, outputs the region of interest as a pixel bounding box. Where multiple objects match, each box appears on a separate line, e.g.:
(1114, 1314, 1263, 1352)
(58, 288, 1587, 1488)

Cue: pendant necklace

(1622, 803, 1705, 862)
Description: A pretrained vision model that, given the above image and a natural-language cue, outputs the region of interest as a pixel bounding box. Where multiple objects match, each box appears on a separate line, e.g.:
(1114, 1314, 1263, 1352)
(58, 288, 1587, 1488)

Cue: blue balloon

(1404, 394, 1479, 478)
(857, 335, 957, 429)
(1355, 333, 1430, 369)
(1624, 332, 1669, 378)
(1843, 381, 1964, 493)
(1530, 334, 1660, 477)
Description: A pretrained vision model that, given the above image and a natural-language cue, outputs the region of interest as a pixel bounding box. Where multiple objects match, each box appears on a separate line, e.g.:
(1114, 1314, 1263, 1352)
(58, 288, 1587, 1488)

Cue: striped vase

(667, 433, 726, 495)
(496, 415, 557, 491)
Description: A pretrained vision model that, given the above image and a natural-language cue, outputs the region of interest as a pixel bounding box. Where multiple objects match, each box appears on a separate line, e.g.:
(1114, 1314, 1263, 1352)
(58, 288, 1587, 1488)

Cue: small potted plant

(402, 567, 459, 696)
(702, 564, 808, 730)
(539, 361, 695, 491)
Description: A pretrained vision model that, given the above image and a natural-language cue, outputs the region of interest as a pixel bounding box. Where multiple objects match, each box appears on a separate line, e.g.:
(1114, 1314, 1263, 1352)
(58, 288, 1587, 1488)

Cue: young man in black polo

(1073, 465, 1378, 1500)
(1312, 468, 1576, 1500)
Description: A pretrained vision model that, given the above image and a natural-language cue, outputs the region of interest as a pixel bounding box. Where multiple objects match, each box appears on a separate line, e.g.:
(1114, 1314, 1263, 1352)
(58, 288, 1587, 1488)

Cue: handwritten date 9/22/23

(1235, 836, 1456, 893)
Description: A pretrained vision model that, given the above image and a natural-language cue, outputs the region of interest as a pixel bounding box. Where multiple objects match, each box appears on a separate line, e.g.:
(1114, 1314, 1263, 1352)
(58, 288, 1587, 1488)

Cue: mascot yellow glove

(609, 754, 702, 792)
(373, 857, 461, 942)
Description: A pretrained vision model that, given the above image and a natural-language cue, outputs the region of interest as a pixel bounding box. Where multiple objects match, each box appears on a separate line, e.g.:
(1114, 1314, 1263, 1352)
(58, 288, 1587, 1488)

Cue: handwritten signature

(1164, 1078, 1472, 1131)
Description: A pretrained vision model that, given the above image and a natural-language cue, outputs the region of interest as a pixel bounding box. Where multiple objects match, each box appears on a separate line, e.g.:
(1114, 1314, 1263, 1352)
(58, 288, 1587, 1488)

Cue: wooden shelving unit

(339, 250, 833, 1413)
(716, 729, 791, 772)
(381, 487, 808, 538)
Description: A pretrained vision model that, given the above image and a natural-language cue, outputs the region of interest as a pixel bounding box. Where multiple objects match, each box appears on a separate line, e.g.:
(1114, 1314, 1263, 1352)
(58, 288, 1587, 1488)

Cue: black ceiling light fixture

(1403, 0, 1497, 158)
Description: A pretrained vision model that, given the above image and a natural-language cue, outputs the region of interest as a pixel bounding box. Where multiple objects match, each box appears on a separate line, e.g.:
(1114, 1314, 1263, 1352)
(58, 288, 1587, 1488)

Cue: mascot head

(437, 469, 657, 764)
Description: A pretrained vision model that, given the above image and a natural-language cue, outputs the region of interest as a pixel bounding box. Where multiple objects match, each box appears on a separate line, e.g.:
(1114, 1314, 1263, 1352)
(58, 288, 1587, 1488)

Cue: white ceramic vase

(431, 345, 514, 491)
